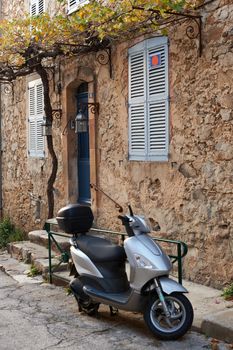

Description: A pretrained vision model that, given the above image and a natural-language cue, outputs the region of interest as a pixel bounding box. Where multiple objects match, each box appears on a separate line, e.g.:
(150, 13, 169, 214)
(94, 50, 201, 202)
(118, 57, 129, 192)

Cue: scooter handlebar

(118, 215, 129, 222)
(118, 215, 134, 237)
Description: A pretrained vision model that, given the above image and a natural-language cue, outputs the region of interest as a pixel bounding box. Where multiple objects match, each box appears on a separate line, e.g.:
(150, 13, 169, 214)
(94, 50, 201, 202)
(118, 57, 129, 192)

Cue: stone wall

(167, 0, 233, 287)
(0, 0, 232, 288)
(0, 74, 65, 231)
(94, 0, 233, 288)
(0, 1, 65, 231)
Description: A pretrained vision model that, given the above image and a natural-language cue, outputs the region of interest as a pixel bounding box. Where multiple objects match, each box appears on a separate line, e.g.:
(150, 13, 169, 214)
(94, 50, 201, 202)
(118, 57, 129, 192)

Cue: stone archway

(61, 65, 98, 211)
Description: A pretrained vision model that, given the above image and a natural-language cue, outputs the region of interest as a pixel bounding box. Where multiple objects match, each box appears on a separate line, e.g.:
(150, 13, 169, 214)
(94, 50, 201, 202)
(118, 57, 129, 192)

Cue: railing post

(177, 243, 182, 285)
(44, 221, 53, 284)
(48, 230, 52, 284)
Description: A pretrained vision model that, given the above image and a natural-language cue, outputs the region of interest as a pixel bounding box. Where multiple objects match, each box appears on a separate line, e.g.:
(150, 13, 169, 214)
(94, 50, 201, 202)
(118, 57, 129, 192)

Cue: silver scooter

(56, 204, 193, 340)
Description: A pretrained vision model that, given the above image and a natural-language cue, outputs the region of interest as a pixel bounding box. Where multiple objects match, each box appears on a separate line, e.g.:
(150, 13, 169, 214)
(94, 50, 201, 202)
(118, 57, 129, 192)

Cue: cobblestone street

(0, 271, 230, 350)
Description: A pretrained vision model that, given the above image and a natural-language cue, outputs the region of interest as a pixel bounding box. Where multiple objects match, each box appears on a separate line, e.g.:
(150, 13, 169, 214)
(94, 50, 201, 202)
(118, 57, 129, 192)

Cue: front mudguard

(159, 277, 188, 295)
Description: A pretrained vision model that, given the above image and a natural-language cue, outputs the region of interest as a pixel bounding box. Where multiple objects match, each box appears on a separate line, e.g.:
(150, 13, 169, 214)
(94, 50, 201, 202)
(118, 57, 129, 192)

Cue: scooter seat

(76, 235, 126, 262)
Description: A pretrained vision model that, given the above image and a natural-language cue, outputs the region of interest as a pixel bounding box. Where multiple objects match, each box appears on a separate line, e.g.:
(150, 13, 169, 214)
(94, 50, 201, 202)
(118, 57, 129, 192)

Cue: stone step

(34, 258, 69, 274)
(28, 230, 71, 253)
(7, 241, 69, 276)
(8, 241, 52, 263)
(47, 270, 73, 287)
(0, 250, 43, 284)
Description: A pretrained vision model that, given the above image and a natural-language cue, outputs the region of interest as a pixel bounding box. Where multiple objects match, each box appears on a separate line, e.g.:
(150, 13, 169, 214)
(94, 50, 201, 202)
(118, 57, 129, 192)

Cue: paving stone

(0, 269, 231, 350)
(1, 249, 233, 344)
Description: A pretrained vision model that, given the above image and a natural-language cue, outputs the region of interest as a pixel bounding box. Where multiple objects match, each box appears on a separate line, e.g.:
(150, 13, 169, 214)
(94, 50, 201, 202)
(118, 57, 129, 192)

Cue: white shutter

(28, 79, 45, 158)
(128, 37, 169, 161)
(29, 120, 36, 155)
(68, 0, 89, 14)
(36, 83, 43, 115)
(30, 0, 37, 16)
(36, 119, 44, 153)
(30, 0, 44, 16)
(38, 0, 44, 14)
(29, 85, 35, 116)
(69, 0, 77, 7)
(35, 82, 45, 156)
(28, 84, 36, 156)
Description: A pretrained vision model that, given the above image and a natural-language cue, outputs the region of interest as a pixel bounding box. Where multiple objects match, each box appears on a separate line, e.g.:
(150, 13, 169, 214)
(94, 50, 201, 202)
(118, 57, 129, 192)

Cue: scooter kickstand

(109, 306, 118, 316)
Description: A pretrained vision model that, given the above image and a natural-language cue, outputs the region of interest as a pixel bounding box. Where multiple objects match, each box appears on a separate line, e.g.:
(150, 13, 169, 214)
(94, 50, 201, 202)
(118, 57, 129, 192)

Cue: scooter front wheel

(144, 292, 193, 340)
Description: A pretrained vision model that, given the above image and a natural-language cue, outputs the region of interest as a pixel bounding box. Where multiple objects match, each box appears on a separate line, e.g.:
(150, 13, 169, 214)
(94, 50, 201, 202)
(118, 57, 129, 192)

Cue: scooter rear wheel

(144, 292, 193, 340)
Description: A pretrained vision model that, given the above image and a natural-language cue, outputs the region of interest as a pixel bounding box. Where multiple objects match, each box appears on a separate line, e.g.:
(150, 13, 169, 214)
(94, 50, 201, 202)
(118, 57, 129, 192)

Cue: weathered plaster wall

(0, 0, 66, 231)
(0, 50, 100, 232)
(167, 0, 233, 287)
(0, 73, 65, 231)
(94, 1, 233, 288)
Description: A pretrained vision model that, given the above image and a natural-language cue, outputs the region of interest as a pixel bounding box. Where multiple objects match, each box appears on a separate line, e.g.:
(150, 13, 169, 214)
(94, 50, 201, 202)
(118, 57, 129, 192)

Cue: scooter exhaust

(70, 279, 89, 302)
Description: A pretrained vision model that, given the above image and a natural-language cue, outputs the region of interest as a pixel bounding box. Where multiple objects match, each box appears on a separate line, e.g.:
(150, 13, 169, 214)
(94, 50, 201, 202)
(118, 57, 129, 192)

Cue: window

(68, 0, 89, 14)
(30, 0, 44, 16)
(28, 79, 45, 158)
(128, 37, 169, 161)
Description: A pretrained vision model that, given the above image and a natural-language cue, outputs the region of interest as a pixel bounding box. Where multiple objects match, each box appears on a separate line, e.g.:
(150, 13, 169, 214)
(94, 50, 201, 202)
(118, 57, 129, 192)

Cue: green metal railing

(44, 219, 70, 284)
(45, 220, 188, 285)
(150, 237, 188, 285)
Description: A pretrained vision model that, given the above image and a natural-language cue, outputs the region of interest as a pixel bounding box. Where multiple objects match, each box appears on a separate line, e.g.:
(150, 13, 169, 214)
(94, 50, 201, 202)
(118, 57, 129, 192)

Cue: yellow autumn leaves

(0, 0, 202, 67)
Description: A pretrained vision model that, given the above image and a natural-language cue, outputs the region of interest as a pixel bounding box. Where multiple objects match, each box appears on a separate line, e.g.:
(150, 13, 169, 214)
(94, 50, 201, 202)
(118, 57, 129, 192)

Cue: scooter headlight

(134, 254, 154, 269)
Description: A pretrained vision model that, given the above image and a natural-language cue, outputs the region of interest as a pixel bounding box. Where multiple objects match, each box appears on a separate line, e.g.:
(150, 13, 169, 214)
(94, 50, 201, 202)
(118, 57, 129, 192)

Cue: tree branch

(35, 63, 58, 219)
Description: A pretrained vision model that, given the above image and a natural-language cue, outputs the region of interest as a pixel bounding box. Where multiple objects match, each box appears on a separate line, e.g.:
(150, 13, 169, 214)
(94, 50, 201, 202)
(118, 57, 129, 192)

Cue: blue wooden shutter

(128, 42, 146, 159)
(128, 37, 169, 161)
(147, 38, 169, 160)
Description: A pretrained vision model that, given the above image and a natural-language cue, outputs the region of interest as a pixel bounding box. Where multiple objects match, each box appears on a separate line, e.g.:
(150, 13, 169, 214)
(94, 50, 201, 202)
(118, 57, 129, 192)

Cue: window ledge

(129, 155, 169, 162)
(28, 153, 45, 159)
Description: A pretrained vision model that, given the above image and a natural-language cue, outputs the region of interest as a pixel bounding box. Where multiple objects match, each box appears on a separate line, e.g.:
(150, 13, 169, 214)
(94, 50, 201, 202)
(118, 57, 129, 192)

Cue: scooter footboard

(159, 277, 188, 295)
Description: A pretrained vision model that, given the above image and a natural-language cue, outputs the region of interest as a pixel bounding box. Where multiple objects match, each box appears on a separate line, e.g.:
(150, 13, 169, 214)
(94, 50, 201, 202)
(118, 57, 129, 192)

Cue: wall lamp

(71, 102, 99, 133)
(41, 118, 52, 136)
